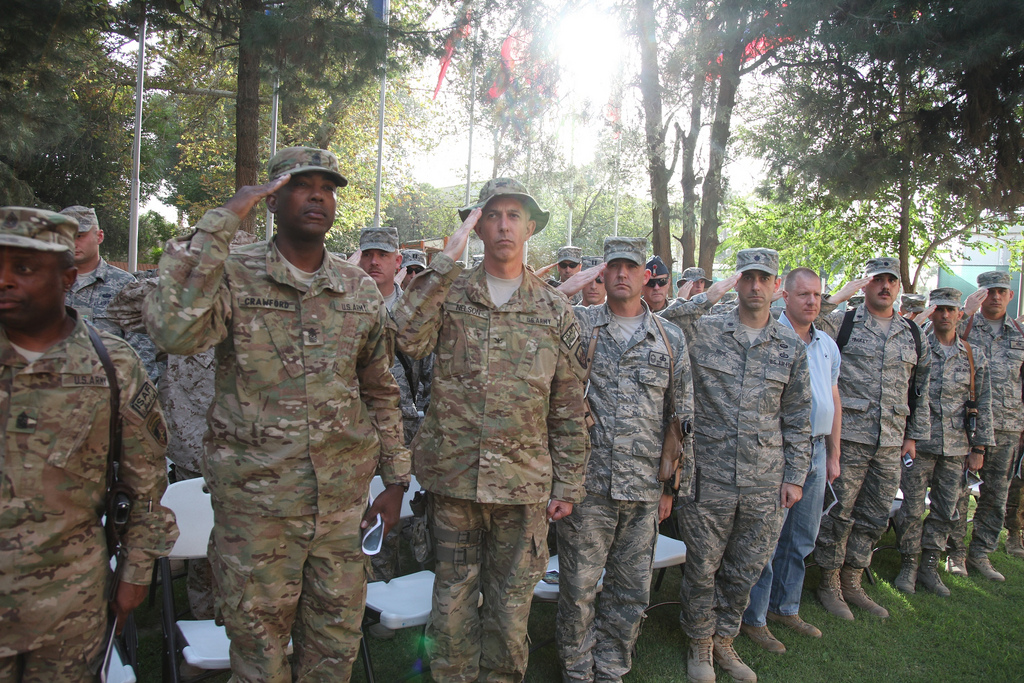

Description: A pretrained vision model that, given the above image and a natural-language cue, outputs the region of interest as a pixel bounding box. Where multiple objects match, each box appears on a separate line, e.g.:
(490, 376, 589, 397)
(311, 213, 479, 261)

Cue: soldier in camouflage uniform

(660, 249, 813, 683)
(946, 271, 1024, 578)
(401, 248, 428, 290)
(892, 288, 994, 596)
(677, 267, 713, 300)
(641, 256, 671, 313)
(143, 147, 411, 682)
(579, 256, 606, 306)
(553, 237, 693, 682)
(813, 258, 931, 619)
(59, 205, 161, 381)
(0, 207, 177, 681)
(547, 246, 583, 305)
(393, 178, 590, 683)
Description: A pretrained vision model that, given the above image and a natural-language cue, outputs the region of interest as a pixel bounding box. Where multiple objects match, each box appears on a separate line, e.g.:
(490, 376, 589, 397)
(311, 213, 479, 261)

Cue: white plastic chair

(102, 637, 137, 683)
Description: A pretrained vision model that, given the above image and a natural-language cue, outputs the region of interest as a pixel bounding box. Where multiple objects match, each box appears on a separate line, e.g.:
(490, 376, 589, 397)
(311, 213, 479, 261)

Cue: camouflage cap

(736, 248, 779, 277)
(401, 249, 427, 269)
(581, 255, 603, 270)
(901, 293, 927, 313)
(977, 270, 1012, 290)
(458, 177, 550, 233)
(60, 205, 99, 233)
(267, 146, 347, 187)
(0, 207, 77, 253)
(679, 266, 712, 285)
(604, 237, 647, 266)
(864, 257, 900, 279)
(359, 226, 399, 252)
(556, 246, 582, 265)
(848, 294, 865, 307)
(929, 287, 963, 308)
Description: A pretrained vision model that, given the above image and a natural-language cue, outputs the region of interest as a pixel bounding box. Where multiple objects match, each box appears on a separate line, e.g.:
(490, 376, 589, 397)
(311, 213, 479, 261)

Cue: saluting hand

(705, 272, 741, 305)
(558, 263, 605, 298)
(826, 276, 871, 304)
(442, 208, 481, 262)
(963, 288, 987, 318)
(223, 174, 291, 219)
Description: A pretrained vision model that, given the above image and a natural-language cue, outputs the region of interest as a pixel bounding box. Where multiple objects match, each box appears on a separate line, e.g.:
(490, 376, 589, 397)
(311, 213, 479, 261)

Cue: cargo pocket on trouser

(209, 549, 251, 628)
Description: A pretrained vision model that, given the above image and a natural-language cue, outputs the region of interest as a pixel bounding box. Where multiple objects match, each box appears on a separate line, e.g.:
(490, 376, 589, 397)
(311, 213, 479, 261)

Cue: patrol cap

(556, 246, 582, 265)
(901, 293, 926, 313)
(359, 226, 399, 253)
(977, 270, 1012, 290)
(604, 237, 647, 266)
(679, 266, 712, 287)
(736, 248, 779, 277)
(581, 255, 603, 269)
(0, 207, 77, 253)
(267, 146, 347, 187)
(864, 257, 900, 279)
(60, 205, 99, 233)
(848, 294, 865, 307)
(401, 249, 427, 269)
(929, 287, 962, 308)
(458, 177, 550, 233)
(645, 254, 669, 277)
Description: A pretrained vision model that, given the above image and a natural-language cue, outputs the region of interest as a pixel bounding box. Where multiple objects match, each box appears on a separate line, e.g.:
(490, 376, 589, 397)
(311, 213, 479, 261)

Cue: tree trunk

(234, 0, 263, 234)
(898, 177, 913, 291)
(698, 21, 743, 274)
(636, 0, 673, 274)
(680, 68, 706, 269)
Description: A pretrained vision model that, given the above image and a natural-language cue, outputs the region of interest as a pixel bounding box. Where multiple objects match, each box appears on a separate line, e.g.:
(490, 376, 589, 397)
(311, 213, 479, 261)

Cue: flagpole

(127, 4, 146, 272)
(265, 73, 280, 239)
(462, 54, 476, 266)
(612, 133, 621, 236)
(373, 0, 391, 230)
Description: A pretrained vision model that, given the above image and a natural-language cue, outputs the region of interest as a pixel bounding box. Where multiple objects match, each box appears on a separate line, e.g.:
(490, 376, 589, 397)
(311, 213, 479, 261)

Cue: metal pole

(566, 113, 574, 247)
(265, 74, 280, 239)
(373, 0, 391, 229)
(461, 56, 477, 266)
(612, 133, 621, 236)
(127, 6, 146, 272)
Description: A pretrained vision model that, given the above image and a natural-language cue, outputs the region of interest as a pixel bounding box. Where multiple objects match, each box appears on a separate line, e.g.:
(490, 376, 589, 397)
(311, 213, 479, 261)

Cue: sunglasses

(646, 278, 669, 288)
(558, 262, 577, 269)
(594, 277, 603, 284)
(407, 266, 424, 274)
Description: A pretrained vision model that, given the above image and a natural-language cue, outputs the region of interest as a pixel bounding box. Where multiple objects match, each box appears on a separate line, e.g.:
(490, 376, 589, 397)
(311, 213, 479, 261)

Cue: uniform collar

(465, 262, 538, 311)
(71, 257, 112, 291)
(0, 310, 98, 376)
(265, 238, 346, 296)
(722, 306, 780, 345)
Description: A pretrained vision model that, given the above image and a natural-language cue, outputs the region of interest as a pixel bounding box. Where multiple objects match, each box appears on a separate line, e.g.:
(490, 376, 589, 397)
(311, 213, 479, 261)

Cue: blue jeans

(743, 436, 827, 626)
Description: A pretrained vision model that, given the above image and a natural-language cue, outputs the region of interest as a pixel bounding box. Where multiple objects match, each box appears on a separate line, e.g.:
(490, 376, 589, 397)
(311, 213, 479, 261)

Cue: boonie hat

(680, 266, 712, 286)
(0, 207, 77, 253)
(268, 146, 347, 187)
(458, 177, 550, 233)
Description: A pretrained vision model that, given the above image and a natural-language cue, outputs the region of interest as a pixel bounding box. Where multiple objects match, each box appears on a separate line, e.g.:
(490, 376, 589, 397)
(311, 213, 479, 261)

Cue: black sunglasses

(407, 266, 424, 274)
(646, 277, 669, 288)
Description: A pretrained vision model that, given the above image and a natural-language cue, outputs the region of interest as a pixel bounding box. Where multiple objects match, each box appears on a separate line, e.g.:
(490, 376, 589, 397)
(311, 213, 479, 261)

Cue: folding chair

(103, 638, 138, 683)
(652, 534, 687, 591)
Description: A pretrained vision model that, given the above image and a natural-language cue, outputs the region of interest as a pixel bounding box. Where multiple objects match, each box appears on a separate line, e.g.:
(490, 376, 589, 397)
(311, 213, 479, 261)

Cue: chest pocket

(437, 307, 487, 379)
(901, 346, 919, 365)
(696, 351, 737, 377)
(233, 306, 304, 394)
(514, 326, 559, 390)
(13, 383, 107, 483)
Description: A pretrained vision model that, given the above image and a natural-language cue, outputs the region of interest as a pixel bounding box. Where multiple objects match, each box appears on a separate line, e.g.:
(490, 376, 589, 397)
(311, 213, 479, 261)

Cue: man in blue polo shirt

(742, 267, 842, 652)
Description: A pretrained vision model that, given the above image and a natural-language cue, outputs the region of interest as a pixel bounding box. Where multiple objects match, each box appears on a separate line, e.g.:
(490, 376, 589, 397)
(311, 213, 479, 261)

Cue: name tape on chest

(518, 314, 554, 327)
(240, 296, 298, 312)
(444, 302, 489, 318)
(62, 374, 109, 388)
(335, 301, 370, 313)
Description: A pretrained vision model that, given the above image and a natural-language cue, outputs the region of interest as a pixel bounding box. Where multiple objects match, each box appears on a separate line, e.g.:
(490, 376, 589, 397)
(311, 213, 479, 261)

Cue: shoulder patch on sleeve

(146, 411, 168, 447)
(129, 381, 158, 418)
(561, 322, 581, 349)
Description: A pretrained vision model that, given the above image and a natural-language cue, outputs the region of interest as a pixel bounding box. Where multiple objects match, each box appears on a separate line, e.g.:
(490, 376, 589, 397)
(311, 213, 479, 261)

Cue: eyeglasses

(407, 266, 424, 274)
(646, 278, 669, 288)
(558, 262, 577, 269)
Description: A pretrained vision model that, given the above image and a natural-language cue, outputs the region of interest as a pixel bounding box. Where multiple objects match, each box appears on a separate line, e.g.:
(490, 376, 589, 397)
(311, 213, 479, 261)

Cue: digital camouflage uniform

(0, 207, 177, 681)
(660, 274, 813, 641)
(144, 202, 410, 683)
(556, 288, 693, 683)
(813, 297, 931, 570)
(949, 294, 1024, 561)
(894, 326, 994, 557)
(393, 245, 589, 683)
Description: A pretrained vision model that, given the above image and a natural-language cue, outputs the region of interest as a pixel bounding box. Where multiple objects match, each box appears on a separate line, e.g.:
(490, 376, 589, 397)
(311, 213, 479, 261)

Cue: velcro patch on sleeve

(129, 382, 158, 418)
(561, 322, 581, 349)
(146, 411, 168, 447)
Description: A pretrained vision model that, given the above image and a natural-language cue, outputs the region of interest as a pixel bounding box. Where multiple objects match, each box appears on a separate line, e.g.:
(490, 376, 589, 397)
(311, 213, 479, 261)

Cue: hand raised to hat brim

(442, 208, 481, 262)
(534, 262, 557, 278)
(557, 263, 605, 298)
(347, 249, 362, 266)
(705, 272, 741, 305)
(827, 276, 871, 304)
(963, 288, 986, 318)
(223, 174, 291, 219)
(676, 280, 694, 301)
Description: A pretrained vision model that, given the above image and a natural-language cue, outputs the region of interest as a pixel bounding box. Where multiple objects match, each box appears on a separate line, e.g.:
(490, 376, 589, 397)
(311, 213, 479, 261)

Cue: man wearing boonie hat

(946, 270, 1024, 577)
(144, 146, 410, 681)
(393, 177, 588, 682)
(891, 287, 994, 597)
(812, 257, 931, 619)
(678, 266, 713, 299)
(0, 207, 177, 679)
(660, 248, 812, 683)
(579, 255, 606, 306)
(554, 236, 693, 681)
(59, 204, 161, 381)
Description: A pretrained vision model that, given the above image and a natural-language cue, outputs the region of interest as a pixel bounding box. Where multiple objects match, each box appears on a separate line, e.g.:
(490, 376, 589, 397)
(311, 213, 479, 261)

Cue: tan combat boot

(816, 568, 854, 620)
(1005, 530, 1024, 559)
(946, 552, 968, 577)
(686, 637, 716, 683)
(966, 554, 1005, 582)
(893, 553, 919, 594)
(740, 623, 785, 653)
(713, 635, 757, 682)
(840, 566, 889, 618)
(917, 550, 951, 597)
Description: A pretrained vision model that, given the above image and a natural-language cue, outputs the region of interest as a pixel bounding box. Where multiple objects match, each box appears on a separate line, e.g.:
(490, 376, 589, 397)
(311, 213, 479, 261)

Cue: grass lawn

(133, 527, 1024, 682)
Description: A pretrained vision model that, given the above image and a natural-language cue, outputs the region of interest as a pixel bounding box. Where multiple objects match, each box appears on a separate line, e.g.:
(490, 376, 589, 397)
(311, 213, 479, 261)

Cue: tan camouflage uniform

(813, 301, 931, 570)
(143, 207, 410, 682)
(393, 251, 589, 683)
(895, 329, 994, 556)
(661, 296, 813, 640)
(0, 316, 177, 678)
(949, 304, 1024, 560)
(556, 297, 692, 683)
